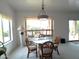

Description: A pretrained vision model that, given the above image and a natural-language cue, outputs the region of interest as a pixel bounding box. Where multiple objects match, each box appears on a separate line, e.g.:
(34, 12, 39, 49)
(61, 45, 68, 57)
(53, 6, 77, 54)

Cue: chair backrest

(25, 37, 29, 45)
(25, 37, 36, 47)
(54, 36, 61, 44)
(25, 37, 32, 46)
(40, 41, 54, 57)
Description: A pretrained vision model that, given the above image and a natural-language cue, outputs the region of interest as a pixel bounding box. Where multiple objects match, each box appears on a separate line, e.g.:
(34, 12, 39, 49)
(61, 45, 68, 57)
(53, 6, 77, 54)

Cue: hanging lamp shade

(38, 15, 48, 19)
(38, 0, 48, 19)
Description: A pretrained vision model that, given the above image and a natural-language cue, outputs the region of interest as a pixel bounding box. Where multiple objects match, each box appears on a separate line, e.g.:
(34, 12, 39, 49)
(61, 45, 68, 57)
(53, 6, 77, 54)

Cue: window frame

(0, 14, 13, 44)
(25, 17, 54, 37)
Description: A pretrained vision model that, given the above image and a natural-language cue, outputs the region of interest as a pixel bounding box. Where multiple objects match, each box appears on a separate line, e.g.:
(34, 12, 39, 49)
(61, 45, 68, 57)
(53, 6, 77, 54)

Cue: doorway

(69, 20, 79, 41)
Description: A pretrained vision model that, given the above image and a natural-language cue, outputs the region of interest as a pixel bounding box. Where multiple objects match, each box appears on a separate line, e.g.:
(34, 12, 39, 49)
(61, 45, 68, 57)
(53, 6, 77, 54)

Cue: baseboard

(68, 40, 79, 42)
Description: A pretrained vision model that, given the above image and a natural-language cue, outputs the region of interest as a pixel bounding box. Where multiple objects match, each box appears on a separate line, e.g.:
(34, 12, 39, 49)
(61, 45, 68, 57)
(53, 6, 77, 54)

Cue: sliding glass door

(69, 20, 79, 41)
(25, 17, 53, 37)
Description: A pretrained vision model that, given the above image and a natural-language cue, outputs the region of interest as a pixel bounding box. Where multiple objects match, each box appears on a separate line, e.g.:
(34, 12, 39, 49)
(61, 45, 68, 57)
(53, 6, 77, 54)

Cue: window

(25, 17, 53, 37)
(0, 14, 13, 43)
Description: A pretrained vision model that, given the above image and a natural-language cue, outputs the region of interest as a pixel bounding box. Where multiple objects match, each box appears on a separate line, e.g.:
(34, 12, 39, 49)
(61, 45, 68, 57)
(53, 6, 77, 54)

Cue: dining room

(1, 0, 79, 59)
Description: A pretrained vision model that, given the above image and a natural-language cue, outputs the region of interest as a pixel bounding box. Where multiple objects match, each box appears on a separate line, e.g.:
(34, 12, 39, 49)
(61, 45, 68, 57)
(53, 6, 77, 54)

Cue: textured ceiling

(4, 0, 79, 12)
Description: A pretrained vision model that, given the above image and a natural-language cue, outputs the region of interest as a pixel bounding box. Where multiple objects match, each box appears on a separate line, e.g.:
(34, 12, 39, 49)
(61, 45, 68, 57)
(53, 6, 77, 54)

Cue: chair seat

(28, 45, 37, 50)
(0, 47, 5, 51)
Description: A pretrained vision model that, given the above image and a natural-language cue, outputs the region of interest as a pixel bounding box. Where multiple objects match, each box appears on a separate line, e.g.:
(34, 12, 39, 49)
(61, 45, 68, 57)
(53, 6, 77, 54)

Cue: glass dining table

(33, 38, 51, 44)
(31, 37, 52, 57)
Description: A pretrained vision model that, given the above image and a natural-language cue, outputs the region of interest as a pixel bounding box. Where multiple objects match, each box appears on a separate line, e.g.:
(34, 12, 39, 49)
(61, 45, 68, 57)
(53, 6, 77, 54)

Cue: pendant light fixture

(38, 0, 48, 19)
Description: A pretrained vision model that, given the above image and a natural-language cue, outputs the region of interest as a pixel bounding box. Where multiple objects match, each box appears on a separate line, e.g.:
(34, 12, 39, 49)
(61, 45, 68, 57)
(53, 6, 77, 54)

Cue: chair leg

(39, 55, 42, 59)
(36, 50, 38, 57)
(4, 53, 8, 59)
(56, 48, 60, 55)
(51, 56, 52, 59)
(54, 47, 60, 55)
(41, 56, 43, 59)
(27, 51, 29, 58)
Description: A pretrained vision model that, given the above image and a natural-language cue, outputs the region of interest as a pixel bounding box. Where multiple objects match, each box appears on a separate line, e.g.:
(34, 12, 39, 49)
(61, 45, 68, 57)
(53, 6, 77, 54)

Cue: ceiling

(4, 0, 79, 12)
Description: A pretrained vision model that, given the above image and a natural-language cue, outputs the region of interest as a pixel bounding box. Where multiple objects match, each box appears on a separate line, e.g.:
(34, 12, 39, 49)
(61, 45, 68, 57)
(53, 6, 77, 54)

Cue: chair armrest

(0, 41, 6, 51)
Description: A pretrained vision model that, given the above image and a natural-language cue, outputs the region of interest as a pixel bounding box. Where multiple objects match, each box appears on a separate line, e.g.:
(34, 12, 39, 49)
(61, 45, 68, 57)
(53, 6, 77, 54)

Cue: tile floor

(1, 42, 79, 59)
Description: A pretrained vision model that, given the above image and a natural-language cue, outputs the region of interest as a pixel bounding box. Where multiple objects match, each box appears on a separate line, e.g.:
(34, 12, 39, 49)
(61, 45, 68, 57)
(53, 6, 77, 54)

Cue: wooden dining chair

(25, 37, 37, 58)
(53, 36, 61, 55)
(39, 41, 54, 59)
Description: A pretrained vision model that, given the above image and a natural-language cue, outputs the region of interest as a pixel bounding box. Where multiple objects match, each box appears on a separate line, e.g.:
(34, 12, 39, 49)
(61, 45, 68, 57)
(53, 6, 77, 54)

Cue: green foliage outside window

(3, 32, 8, 37)
(76, 21, 79, 33)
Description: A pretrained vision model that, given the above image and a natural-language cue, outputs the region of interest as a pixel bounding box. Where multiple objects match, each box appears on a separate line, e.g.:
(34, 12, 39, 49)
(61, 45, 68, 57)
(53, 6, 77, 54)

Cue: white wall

(0, 1, 18, 55)
(15, 11, 79, 44)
